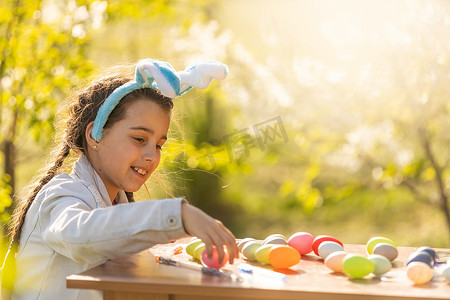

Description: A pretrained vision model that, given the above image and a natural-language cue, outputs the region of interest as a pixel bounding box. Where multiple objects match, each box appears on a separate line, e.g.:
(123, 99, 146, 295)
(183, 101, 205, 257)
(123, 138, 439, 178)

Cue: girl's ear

(86, 121, 99, 150)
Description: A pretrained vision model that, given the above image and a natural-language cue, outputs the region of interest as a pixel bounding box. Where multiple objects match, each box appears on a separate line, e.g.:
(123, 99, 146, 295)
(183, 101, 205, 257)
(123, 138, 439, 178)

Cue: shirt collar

(71, 154, 128, 207)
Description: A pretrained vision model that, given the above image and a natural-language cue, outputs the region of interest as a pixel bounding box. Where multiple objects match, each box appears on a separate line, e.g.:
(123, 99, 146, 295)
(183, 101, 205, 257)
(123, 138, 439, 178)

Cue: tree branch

(418, 127, 450, 236)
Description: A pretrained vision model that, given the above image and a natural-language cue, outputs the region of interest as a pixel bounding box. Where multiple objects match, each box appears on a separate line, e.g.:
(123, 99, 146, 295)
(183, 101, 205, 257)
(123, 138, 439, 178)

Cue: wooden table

(67, 239, 450, 300)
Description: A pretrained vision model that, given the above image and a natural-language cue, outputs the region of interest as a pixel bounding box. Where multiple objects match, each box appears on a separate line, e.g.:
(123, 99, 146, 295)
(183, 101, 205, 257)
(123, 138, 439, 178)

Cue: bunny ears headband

(91, 58, 229, 142)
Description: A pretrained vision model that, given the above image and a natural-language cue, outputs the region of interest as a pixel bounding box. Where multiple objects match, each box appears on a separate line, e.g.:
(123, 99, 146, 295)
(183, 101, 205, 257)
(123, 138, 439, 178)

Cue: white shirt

(13, 155, 188, 299)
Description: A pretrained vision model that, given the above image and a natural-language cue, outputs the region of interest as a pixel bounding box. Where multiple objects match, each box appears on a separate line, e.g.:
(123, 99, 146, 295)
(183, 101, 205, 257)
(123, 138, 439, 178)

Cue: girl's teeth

(133, 167, 147, 175)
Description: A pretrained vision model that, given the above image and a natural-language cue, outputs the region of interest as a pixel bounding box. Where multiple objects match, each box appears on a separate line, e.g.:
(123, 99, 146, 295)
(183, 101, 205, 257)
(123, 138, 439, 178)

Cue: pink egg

(287, 232, 314, 255)
(201, 247, 228, 269)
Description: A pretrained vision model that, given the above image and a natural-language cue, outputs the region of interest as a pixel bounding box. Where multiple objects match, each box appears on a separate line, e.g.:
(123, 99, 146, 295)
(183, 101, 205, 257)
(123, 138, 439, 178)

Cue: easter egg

(237, 238, 256, 252)
(416, 246, 438, 264)
(255, 244, 273, 264)
(264, 237, 288, 245)
(287, 232, 314, 255)
(268, 245, 301, 269)
(366, 237, 397, 254)
(312, 235, 343, 256)
(263, 234, 286, 244)
(193, 243, 206, 260)
(342, 254, 375, 279)
(318, 241, 345, 259)
(367, 254, 391, 276)
(324, 250, 347, 273)
(373, 243, 399, 261)
(186, 238, 203, 257)
(201, 247, 228, 269)
(442, 265, 450, 282)
(242, 241, 262, 261)
(407, 251, 434, 268)
(406, 261, 433, 284)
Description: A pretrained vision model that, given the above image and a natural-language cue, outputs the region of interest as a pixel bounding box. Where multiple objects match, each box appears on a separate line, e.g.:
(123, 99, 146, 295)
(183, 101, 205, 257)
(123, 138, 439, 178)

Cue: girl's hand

(181, 202, 239, 264)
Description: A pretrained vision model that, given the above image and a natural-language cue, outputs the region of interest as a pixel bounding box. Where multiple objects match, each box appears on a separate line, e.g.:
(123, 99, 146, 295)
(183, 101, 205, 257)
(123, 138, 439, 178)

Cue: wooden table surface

(67, 239, 450, 300)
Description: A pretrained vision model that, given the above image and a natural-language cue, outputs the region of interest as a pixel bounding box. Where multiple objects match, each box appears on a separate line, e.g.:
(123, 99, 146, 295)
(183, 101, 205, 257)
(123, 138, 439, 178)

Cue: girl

(4, 59, 238, 299)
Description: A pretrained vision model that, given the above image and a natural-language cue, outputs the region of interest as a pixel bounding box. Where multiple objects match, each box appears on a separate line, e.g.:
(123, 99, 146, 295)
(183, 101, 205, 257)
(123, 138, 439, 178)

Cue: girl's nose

(143, 145, 157, 162)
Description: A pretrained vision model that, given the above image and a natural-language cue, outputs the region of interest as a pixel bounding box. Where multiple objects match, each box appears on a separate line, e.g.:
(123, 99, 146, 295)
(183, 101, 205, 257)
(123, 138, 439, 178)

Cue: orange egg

(268, 245, 301, 269)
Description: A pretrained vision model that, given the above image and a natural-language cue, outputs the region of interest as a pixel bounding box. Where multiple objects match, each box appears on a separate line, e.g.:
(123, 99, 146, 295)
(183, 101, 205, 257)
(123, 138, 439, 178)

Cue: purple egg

(407, 251, 434, 268)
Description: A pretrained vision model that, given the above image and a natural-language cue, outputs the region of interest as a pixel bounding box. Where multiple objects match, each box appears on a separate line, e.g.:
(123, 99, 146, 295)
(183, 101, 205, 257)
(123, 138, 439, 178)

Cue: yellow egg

(255, 244, 273, 264)
(186, 238, 203, 257)
(366, 237, 397, 254)
(342, 254, 374, 279)
(193, 243, 206, 261)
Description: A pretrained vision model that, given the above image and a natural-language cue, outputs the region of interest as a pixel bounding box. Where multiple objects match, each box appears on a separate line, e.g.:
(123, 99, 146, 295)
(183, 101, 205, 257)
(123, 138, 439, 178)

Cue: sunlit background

(1, 0, 450, 259)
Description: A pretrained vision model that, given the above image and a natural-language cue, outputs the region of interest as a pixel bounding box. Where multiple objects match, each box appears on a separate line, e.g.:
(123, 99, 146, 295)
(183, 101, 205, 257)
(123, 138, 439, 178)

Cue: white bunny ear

(177, 61, 229, 94)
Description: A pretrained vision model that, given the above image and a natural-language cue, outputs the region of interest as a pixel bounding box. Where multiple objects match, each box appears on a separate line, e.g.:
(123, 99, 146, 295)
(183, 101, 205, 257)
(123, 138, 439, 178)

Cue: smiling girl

(4, 59, 238, 299)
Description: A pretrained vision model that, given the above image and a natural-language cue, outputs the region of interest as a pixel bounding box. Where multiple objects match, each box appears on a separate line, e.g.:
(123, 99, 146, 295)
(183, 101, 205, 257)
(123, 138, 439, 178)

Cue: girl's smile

(131, 166, 149, 176)
(87, 98, 170, 202)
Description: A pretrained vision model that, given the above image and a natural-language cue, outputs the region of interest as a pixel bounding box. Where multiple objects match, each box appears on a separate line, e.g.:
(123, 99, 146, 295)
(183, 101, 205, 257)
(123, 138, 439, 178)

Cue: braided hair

(8, 67, 174, 243)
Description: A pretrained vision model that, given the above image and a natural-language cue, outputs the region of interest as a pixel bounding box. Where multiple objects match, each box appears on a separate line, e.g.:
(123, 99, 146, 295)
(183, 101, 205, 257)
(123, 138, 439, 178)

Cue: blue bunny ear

(136, 59, 181, 98)
(135, 59, 155, 87)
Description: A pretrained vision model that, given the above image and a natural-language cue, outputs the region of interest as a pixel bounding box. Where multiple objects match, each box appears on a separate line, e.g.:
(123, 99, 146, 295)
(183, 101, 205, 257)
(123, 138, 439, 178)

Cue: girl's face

(88, 99, 170, 201)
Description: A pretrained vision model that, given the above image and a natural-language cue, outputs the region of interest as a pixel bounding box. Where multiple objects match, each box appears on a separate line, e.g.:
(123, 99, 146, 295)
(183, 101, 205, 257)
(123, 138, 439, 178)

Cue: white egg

(373, 243, 398, 261)
(318, 241, 344, 259)
(324, 250, 347, 272)
(442, 265, 450, 282)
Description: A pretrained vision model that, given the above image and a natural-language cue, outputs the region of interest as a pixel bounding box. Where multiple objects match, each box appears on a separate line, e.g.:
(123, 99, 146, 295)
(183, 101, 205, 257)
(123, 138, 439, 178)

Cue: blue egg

(407, 251, 434, 268)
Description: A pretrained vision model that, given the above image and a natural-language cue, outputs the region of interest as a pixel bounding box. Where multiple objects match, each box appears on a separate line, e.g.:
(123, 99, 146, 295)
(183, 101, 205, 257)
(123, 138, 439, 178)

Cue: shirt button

(167, 216, 177, 227)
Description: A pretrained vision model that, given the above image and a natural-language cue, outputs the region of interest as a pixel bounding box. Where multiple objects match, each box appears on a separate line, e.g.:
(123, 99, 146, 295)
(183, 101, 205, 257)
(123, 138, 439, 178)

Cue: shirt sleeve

(38, 178, 189, 265)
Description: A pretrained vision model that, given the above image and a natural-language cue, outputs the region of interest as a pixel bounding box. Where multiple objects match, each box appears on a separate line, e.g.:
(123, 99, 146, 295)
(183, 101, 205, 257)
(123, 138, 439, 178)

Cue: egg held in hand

(201, 246, 229, 269)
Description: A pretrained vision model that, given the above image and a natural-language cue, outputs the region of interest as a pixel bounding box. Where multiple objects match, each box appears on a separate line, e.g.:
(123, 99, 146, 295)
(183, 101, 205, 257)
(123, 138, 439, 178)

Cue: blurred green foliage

(0, 0, 97, 261)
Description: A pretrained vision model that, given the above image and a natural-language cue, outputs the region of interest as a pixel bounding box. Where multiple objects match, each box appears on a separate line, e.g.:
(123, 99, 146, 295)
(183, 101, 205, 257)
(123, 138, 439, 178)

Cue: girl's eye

(133, 137, 145, 143)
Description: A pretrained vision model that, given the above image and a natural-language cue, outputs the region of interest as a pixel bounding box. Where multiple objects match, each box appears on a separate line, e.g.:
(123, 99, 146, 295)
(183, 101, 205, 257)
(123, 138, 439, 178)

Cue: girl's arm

(38, 177, 237, 265)
(39, 180, 188, 264)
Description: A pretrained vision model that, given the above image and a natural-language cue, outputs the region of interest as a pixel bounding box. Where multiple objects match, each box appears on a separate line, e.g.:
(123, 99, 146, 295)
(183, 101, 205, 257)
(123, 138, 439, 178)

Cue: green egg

(343, 254, 375, 279)
(193, 243, 206, 260)
(237, 238, 256, 252)
(366, 237, 397, 254)
(242, 241, 262, 261)
(186, 239, 203, 257)
(368, 254, 391, 276)
(255, 244, 273, 265)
